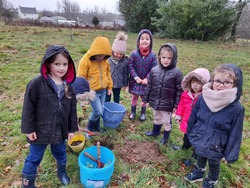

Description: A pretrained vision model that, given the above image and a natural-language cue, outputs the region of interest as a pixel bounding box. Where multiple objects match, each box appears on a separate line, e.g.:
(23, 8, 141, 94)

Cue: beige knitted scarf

(202, 83, 237, 112)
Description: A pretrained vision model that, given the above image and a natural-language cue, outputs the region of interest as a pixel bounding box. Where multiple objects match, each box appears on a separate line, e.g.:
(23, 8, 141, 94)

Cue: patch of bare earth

(113, 139, 166, 164)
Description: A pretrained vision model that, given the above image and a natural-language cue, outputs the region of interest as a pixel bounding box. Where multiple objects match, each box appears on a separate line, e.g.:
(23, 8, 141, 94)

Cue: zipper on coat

(98, 62, 103, 89)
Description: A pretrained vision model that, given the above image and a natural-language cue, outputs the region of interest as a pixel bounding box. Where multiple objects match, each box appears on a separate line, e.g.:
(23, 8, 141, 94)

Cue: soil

(71, 140, 83, 146)
(113, 139, 166, 164)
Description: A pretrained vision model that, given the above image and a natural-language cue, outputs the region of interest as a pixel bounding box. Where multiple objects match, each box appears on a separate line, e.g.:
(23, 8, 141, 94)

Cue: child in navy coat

(184, 64, 244, 188)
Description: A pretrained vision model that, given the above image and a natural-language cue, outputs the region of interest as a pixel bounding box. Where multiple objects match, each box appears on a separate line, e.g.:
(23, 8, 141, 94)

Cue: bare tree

(230, 0, 249, 40)
(57, 0, 81, 19)
(236, 3, 250, 39)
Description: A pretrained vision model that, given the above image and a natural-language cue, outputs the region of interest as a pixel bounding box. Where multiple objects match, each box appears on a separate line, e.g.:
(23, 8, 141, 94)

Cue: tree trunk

(230, 0, 248, 41)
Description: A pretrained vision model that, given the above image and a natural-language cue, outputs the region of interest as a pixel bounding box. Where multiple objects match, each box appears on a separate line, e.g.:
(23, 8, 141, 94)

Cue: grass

(0, 22, 250, 187)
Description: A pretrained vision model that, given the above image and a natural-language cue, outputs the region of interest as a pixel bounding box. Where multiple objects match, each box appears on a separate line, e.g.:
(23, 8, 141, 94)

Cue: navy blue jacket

(21, 45, 78, 144)
(187, 64, 244, 163)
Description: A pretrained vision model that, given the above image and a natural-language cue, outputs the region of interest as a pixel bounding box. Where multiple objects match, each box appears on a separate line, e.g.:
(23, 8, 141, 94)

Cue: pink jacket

(175, 68, 210, 133)
(175, 91, 200, 133)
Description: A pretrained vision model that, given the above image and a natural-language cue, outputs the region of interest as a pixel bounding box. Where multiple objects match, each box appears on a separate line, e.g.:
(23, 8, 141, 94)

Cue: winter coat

(176, 92, 200, 133)
(108, 56, 129, 88)
(21, 45, 78, 144)
(176, 68, 210, 133)
(187, 64, 244, 163)
(77, 36, 113, 91)
(143, 43, 183, 111)
(128, 29, 157, 96)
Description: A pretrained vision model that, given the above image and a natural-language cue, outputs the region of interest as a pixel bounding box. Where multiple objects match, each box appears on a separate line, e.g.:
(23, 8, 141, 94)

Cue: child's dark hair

(45, 52, 72, 99)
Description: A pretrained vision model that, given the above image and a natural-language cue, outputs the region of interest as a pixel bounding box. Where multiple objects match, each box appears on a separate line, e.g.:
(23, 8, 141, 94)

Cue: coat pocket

(209, 130, 228, 154)
(36, 121, 52, 134)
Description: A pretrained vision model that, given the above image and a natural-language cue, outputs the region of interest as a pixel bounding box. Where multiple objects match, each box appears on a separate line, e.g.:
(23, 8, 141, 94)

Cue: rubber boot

(21, 174, 37, 188)
(87, 119, 95, 132)
(129, 105, 136, 120)
(94, 117, 106, 132)
(57, 163, 70, 185)
(145, 124, 162, 136)
(139, 106, 146, 121)
(160, 130, 170, 145)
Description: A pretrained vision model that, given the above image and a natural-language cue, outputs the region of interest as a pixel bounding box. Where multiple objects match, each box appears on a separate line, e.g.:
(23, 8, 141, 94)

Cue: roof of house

(19, 6, 38, 14)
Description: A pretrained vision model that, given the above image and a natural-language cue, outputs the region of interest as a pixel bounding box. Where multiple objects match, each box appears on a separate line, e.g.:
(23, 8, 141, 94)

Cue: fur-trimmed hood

(182, 68, 210, 91)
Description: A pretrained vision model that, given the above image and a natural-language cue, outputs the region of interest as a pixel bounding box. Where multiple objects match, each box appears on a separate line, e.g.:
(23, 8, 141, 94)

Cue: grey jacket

(108, 56, 129, 88)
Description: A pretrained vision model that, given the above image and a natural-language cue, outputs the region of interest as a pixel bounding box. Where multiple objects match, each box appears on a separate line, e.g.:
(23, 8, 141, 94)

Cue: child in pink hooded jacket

(175, 68, 210, 149)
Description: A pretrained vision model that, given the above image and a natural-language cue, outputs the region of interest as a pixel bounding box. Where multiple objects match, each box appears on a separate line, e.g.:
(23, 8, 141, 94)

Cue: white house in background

(18, 6, 39, 20)
(50, 16, 67, 22)
(39, 16, 57, 24)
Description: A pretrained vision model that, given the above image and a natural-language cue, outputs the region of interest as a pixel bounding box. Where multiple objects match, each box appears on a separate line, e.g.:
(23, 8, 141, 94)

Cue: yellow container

(68, 133, 85, 153)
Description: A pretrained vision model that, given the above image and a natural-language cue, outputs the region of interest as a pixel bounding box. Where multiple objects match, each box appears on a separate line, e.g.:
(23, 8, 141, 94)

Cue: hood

(222, 63, 243, 102)
(40, 45, 76, 84)
(72, 76, 90, 94)
(137, 29, 153, 52)
(182, 68, 210, 91)
(158, 43, 178, 69)
(87, 36, 112, 60)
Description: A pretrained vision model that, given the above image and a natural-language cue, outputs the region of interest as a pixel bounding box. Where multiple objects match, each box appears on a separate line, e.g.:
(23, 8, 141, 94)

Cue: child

(184, 64, 244, 188)
(105, 31, 129, 103)
(144, 43, 183, 144)
(175, 68, 210, 150)
(77, 36, 113, 132)
(128, 29, 157, 121)
(21, 45, 78, 187)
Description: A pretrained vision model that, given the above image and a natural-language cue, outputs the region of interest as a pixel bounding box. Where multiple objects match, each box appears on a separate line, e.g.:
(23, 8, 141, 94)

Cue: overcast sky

(7, 0, 119, 13)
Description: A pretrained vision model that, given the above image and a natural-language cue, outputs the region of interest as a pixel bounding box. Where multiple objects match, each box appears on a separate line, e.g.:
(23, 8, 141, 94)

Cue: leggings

(197, 154, 221, 181)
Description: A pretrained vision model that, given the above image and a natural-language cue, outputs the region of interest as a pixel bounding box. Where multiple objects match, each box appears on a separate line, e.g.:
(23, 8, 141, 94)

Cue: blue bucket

(102, 102, 126, 128)
(78, 146, 115, 188)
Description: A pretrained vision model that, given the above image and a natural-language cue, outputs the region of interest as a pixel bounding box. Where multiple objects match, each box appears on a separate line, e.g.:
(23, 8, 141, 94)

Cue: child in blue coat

(184, 64, 244, 188)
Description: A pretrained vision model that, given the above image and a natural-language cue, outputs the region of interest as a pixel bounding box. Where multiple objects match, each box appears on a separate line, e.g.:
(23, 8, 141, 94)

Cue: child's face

(213, 72, 234, 91)
(112, 51, 124, 61)
(191, 79, 203, 94)
(139, 33, 151, 48)
(93, 55, 106, 62)
(48, 53, 68, 79)
(160, 50, 172, 67)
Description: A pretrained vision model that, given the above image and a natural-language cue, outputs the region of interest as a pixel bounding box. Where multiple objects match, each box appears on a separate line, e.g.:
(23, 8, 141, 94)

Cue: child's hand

(122, 86, 128, 90)
(68, 133, 74, 140)
(26, 132, 37, 141)
(107, 89, 112, 95)
(141, 78, 148, 85)
(136, 78, 142, 84)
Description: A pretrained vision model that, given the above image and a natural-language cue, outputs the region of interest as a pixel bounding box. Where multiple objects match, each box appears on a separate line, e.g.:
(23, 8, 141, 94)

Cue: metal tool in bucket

(78, 145, 115, 188)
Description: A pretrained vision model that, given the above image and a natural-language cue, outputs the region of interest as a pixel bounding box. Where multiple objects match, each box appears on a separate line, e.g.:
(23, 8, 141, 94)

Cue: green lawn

(0, 22, 249, 187)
